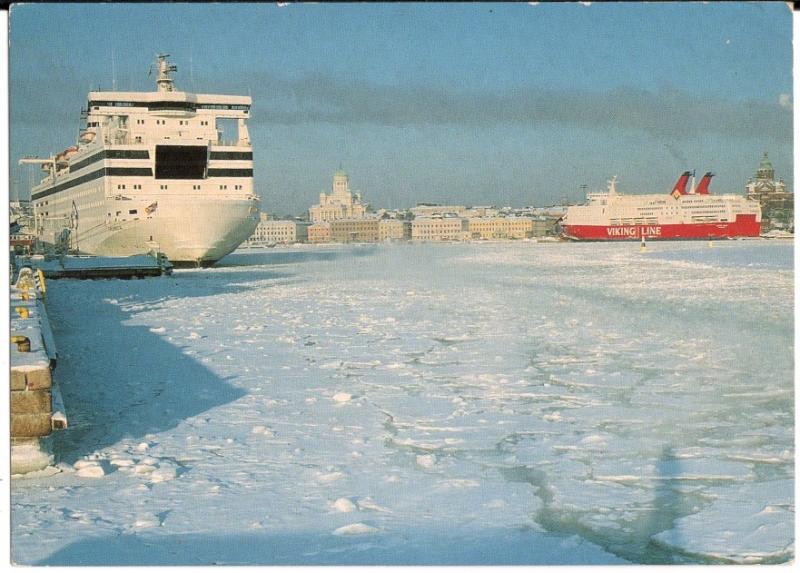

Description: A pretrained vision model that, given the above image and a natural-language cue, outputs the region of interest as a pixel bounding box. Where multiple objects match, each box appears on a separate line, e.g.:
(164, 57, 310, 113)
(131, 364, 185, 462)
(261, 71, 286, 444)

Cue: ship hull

(75, 196, 259, 266)
(562, 214, 760, 241)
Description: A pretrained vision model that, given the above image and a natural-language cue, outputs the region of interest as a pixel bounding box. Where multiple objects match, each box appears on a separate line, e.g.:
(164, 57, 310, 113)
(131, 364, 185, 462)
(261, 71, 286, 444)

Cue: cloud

(778, 93, 792, 110)
(250, 74, 792, 143)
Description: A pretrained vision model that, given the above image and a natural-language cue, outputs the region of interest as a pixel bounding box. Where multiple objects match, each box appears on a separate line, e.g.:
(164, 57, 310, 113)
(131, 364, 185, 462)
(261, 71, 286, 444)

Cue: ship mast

(154, 54, 178, 92)
(607, 176, 618, 196)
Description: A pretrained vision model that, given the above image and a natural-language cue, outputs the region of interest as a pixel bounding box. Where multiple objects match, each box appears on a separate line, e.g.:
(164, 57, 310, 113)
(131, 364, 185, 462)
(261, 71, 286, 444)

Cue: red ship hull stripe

(562, 214, 760, 241)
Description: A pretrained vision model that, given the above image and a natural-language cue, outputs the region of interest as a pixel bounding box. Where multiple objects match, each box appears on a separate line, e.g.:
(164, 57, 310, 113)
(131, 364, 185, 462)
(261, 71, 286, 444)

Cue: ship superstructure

(560, 172, 761, 241)
(21, 55, 260, 266)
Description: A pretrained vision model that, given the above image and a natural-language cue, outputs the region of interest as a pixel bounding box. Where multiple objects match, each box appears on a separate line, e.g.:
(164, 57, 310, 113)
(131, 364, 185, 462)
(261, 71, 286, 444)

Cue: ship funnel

(671, 171, 691, 196)
(694, 172, 714, 195)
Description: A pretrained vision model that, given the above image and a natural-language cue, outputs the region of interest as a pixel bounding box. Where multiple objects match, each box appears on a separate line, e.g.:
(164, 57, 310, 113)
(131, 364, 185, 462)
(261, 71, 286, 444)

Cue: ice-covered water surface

(10, 241, 794, 565)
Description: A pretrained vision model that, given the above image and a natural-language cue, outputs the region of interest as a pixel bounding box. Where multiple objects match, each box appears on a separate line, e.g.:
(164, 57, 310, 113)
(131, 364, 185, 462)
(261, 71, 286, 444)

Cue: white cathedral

(308, 168, 367, 223)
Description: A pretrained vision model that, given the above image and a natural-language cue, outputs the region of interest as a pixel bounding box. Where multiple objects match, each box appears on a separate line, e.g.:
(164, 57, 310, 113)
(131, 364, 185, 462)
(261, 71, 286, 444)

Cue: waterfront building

(532, 217, 560, 237)
(411, 217, 469, 241)
(10, 200, 33, 217)
(378, 219, 412, 241)
(505, 217, 536, 239)
(410, 204, 501, 219)
(10, 200, 35, 232)
(245, 214, 300, 245)
(466, 217, 538, 240)
(330, 218, 380, 243)
(467, 217, 509, 240)
(464, 206, 499, 218)
(745, 153, 793, 230)
(308, 169, 367, 222)
(245, 213, 271, 245)
(260, 220, 297, 244)
(533, 206, 569, 219)
(410, 204, 467, 218)
(10, 201, 37, 253)
(308, 222, 331, 243)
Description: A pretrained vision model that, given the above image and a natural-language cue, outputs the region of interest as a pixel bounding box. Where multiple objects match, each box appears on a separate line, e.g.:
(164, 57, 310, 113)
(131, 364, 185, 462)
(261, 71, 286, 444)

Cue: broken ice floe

(332, 522, 380, 536)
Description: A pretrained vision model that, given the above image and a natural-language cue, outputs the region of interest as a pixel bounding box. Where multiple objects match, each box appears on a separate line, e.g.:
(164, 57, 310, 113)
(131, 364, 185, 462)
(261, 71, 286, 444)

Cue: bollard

(34, 268, 46, 299)
(15, 268, 35, 291)
(11, 335, 31, 352)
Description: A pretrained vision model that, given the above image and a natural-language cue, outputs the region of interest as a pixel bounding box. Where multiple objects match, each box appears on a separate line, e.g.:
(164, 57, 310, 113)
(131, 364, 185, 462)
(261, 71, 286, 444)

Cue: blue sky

(9, 2, 793, 214)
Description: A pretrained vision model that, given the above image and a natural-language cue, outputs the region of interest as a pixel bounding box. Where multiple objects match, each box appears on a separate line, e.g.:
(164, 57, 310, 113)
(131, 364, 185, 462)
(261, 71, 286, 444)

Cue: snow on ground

(10, 240, 794, 565)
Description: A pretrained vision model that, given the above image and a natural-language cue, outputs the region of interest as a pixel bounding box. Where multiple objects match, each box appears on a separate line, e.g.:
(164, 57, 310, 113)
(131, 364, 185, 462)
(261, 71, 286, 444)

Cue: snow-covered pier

(15, 253, 173, 280)
(10, 268, 67, 474)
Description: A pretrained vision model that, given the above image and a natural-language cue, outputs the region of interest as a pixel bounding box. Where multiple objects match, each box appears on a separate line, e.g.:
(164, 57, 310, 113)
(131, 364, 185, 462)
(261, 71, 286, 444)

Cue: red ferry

(560, 172, 761, 241)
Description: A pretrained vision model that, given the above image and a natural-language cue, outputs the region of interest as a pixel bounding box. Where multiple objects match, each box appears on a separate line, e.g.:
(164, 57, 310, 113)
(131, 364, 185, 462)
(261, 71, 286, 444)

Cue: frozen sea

(10, 240, 794, 565)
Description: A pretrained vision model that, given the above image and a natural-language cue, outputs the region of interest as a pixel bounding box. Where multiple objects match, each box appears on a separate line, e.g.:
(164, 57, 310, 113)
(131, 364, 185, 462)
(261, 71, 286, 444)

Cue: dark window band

(88, 101, 142, 108)
(106, 167, 153, 177)
(70, 149, 150, 172)
(209, 151, 253, 160)
(32, 167, 154, 200)
(69, 151, 106, 173)
(89, 100, 249, 112)
(107, 150, 150, 160)
(207, 168, 253, 177)
(148, 103, 196, 112)
(32, 165, 251, 200)
(197, 104, 249, 111)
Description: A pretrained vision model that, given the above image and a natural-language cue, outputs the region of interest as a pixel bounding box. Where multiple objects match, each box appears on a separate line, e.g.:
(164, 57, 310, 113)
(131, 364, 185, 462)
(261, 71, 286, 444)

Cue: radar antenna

(153, 54, 178, 92)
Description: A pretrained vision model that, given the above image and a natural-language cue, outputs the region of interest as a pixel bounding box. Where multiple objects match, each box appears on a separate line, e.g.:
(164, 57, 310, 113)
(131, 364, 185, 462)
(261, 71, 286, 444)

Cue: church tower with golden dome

(745, 153, 793, 231)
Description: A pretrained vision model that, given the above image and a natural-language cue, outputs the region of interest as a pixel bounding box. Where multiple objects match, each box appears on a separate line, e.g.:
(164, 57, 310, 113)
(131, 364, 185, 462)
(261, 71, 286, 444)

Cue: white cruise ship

(22, 55, 260, 266)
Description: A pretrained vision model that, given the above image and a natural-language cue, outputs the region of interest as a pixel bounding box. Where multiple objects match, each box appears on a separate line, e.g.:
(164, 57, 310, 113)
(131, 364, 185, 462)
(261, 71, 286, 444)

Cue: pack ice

(10, 241, 793, 565)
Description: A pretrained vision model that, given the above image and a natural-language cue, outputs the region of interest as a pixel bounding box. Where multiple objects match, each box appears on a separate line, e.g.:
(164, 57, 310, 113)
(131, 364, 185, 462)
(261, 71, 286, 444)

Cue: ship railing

(215, 138, 251, 147)
(104, 135, 131, 145)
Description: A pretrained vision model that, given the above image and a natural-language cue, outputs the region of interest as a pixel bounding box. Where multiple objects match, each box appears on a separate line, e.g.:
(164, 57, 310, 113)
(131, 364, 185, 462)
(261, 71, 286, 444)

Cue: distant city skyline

(9, 2, 793, 214)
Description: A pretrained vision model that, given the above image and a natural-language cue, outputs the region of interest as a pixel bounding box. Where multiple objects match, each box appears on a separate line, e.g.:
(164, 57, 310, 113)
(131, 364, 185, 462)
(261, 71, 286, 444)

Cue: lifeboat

(55, 146, 79, 168)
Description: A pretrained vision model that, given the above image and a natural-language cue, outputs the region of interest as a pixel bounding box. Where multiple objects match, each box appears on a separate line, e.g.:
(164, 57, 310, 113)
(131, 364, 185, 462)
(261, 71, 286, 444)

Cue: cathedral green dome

(757, 152, 775, 179)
